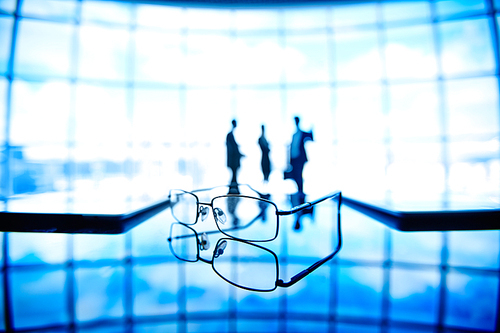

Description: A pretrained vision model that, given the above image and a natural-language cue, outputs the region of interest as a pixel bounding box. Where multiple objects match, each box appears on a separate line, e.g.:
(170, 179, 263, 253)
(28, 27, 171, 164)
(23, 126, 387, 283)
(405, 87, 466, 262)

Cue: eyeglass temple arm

(277, 192, 342, 288)
(167, 227, 223, 243)
(277, 191, 341, 216)
(276, 246, 342, 288)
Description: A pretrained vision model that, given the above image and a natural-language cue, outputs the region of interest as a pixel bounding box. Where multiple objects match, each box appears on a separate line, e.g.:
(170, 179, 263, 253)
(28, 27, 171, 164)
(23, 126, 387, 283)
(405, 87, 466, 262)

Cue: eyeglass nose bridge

(198, 202, 211, 222)
(197, 202, 227, 225)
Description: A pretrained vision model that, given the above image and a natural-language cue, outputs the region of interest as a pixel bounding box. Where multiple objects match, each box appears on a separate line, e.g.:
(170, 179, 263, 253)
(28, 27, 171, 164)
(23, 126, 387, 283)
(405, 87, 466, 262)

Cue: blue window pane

(285, 34, 330, 84)
(435, 0, 487, 18)
(0, 0, 16, 12)
(77, 324, 128, 333)
(382, 1, 431, 23)
(444, 77, 499, 138)
(0, 234, 3, 267)
(0, 17, 12, 75)
(284, 7, 328, 30)
(439, 18, 495, 76)
(286, 200, 337, 258)
(81, 0, 132, 25)
(70, 144, 132, 209)
(0, 273, 3, 330)
(335, 30, 382, 82)
(337, 266, 384, 319)
(391, 231, 442, 265)
(185, 8, 231, 30)
(337, 207, 385, 261)
(385, 24, 437, 80)
(8, 232, 67, 264)
(236, 287, 280, 313)
(134, 322, 178, 333)
(132, 213, 172, 258)
(133, 263, 178, 316)
(11, 80, 71, 145)
(187, 320, 229, 333)
(445, 271, 498, 331)
(389, 328, 436, 333)
(0, 78, 6, 144)
(185, 88, 231, 144)
(337, 142, 388, 197)
(336, 85, 384, 141)
(287, 320, 329, 332)
(20, 0, 77, 21)
(389, 268, 440, 324)
(133, 88, 182, 144)
(387, 142, 445, 202)
(286, 263, 330, 315)
(332, 3, 378, 28)
(337, 323, 381, 333)
(75, 266, 125, 322)
(11, 268, 68, 329)
(74, 84, 129, 144)
(237, 320, 279, 332)
(134, 30, 183, 84)
(136, 4, 184, 30)
(185, 34, 232, 86)
(449, 141, 500, 196)
(14, 19, 73, 78)
(128, 145, 178, 200)
(447, 230, 500, 269)
(232, 35, 282, 85)
(185, 264, 230, 312)
(74, 234, 126, 261)
(6, 149, 68, 195)
(388, 82, 441, 140)
(234, 9, 279, 32)
(78, 25, 129, 80)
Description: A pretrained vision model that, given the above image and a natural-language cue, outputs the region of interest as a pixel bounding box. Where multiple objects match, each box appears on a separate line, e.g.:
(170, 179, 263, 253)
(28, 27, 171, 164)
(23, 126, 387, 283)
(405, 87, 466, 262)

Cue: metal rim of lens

(169, 222, 199, 262)
(170, 189, 200, 225)
(211, 194, 279, 242)
(211, 238, 279, 292)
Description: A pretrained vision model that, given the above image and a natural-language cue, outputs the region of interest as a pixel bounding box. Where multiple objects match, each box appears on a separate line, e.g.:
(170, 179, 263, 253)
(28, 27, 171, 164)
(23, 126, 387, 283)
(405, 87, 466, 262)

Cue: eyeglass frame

(167, 191, 342, 291)
(169, 185, 341, 242)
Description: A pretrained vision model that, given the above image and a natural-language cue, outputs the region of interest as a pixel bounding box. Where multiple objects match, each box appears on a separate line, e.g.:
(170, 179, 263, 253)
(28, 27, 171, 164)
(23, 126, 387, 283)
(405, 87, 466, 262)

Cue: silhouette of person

(258, 125, 271, 182)
(287, 116, 313, 193)
(226, 119, 244, 185)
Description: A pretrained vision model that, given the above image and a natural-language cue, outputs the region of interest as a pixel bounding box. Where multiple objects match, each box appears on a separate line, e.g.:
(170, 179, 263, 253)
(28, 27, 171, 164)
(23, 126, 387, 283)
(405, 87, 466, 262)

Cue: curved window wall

(0, 0, 499, 332)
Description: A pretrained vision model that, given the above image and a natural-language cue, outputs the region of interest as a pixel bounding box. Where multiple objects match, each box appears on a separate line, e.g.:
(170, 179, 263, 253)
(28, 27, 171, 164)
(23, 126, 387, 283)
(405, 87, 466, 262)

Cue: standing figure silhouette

(258, 125, 271, 183)
(226, 119, 244, 185)
(287, 116, 313, 193)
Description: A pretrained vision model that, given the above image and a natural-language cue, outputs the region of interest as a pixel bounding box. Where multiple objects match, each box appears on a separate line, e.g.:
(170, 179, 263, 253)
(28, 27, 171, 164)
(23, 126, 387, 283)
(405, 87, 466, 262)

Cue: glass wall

(0, 0, 498, 332)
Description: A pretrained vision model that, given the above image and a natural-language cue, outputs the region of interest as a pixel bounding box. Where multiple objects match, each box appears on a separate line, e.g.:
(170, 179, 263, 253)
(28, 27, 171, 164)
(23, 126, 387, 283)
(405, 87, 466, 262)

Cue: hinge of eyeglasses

(277, 202, 312, 216)
(276, 269, 310, 287)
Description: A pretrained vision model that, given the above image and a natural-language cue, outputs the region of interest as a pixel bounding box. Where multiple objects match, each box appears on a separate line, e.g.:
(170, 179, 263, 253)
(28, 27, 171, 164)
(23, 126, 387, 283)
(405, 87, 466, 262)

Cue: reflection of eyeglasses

(168, 206, 342, 292)
(169, 186, 341, 242)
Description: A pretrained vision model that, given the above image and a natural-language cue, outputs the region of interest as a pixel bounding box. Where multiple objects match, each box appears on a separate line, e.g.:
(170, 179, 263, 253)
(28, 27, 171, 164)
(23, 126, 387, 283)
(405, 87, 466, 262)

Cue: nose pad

(200, 206, 209, 221)
(214, 240, 227, 258)
(213, 208, 227, 225)
(200, 233, 210, 251)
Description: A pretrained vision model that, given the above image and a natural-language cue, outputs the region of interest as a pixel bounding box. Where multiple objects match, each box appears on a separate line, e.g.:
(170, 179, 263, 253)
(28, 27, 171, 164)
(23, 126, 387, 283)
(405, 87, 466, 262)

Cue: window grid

(0, 0, 499, 332)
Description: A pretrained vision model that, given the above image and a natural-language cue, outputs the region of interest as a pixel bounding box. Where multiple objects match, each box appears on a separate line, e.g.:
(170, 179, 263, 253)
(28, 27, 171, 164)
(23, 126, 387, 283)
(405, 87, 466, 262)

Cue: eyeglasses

(169, 185, 341, 242)
(168, 212, 341, 292)
(167, 188, 342, 292)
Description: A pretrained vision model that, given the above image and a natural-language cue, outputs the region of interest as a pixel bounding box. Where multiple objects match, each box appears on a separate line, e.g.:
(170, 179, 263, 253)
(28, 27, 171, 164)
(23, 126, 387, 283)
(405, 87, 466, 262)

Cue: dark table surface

(1, 192, 499, 234)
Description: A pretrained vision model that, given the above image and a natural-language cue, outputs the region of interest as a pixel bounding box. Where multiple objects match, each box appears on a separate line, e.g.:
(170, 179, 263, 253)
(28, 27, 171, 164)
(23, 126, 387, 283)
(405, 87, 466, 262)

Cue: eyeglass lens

(213, 196, 277, 242)
(169, 223, 198, 262)
(212, 238, 278, 292)
(171, 190, 198, 225)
